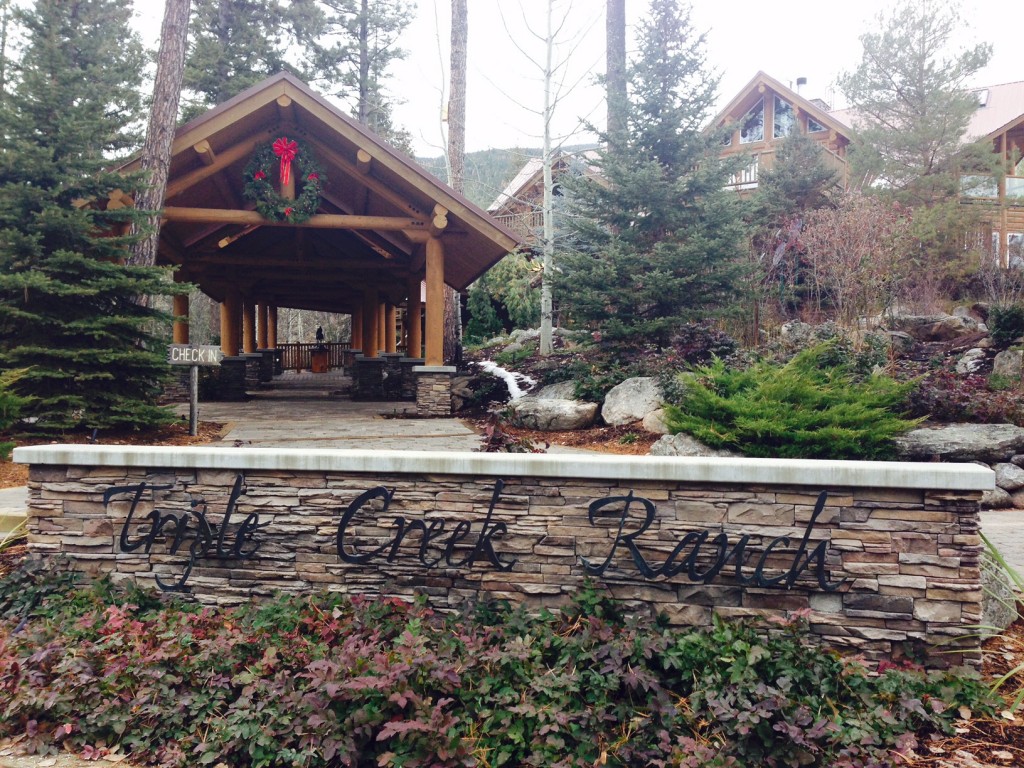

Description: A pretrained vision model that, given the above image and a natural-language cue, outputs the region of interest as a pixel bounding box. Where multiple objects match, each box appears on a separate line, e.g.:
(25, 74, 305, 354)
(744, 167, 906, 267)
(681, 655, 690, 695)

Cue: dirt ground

(0, 421, 226, 490)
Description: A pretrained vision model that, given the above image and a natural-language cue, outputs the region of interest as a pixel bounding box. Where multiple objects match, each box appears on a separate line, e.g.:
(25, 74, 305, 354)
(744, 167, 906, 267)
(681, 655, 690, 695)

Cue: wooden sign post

(168, 344, 223, 436)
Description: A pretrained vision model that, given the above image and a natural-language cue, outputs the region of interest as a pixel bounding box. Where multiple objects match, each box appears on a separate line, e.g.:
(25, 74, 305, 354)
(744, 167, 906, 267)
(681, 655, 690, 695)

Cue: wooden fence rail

(277, 343, 352, 371)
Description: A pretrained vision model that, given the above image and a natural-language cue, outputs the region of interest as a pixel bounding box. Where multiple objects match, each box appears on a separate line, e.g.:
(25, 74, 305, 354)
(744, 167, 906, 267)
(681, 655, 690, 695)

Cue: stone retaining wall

(14, 446, 993, 667)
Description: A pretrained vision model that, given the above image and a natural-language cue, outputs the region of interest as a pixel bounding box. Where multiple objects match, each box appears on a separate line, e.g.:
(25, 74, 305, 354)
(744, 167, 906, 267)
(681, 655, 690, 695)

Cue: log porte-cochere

(118, 72, 520, 414)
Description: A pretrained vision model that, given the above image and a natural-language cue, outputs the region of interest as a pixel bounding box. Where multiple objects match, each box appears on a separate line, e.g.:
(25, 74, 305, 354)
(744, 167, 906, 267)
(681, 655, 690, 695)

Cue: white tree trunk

(539, 0, 555, 356)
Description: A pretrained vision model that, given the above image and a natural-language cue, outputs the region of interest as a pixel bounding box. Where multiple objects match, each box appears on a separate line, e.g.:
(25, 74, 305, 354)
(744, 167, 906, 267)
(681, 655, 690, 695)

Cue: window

(807, 116, 826, 133)
(774, 96, 795, 138)
(961, 175, 998, 198)
(1010, 234, 1024, 269)
(740, 98, 764, 144)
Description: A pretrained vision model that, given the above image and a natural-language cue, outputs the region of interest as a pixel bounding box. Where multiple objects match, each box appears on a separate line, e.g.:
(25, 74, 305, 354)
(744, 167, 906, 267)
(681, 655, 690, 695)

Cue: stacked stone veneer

(14, 447, 992, 667)
(415, 367, 454, 416)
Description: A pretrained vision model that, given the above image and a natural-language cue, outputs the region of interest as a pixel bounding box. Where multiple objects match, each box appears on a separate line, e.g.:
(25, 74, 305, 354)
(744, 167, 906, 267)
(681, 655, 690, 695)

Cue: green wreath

(242, 138, 325, 223)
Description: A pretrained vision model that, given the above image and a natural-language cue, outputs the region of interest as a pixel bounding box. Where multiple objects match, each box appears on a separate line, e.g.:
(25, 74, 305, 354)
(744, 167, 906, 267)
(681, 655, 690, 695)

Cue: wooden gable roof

(713, 71, 854, 141)
(122, 72, 520, 313)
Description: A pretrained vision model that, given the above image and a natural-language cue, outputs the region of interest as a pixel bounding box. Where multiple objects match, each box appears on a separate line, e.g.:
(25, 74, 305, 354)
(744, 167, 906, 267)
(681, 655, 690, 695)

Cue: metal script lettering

(107, 474, 267, 592)
(581, 490, 845, 591)
(336, 479, 516, 571)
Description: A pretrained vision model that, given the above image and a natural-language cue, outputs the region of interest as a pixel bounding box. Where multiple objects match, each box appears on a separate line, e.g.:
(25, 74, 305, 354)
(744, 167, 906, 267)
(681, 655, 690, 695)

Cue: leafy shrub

(909, 362, 1024, 425)
(663, 342, 920, 460)
(494, 344, 534, 367)
(0, 578, 996, 768)
(990, 304, 1024, 348)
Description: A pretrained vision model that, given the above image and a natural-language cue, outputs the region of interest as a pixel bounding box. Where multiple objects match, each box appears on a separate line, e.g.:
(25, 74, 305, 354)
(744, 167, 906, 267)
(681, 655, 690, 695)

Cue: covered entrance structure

(120, 73, 520, 415)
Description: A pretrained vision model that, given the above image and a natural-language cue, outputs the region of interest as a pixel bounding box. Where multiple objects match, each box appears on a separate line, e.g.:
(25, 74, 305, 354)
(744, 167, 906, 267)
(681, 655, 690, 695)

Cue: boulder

(895, 423, 1024, 463)
(955, 348, 986, 374)
(642, 408, 671, 435)
(601, 377, 664, 426)
(1013, 490, 1024, 510)
(883, 313, 981, 342)
(508, 398, 598, 431)
(509, 328, 540, 344)
(1013, 454, 1024, 469)
(994, 462, 1024, 492)
(982, 487, 1014, 509)
(649, 433, 739, 457)
(534, 381, 577, 400)
(779, 321, 814, 348)
(992, 349, 1024, 380)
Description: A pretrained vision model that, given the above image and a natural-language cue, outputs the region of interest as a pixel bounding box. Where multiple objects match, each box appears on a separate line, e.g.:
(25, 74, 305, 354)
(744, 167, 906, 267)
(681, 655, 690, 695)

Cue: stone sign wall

(14, 446, 993, 667)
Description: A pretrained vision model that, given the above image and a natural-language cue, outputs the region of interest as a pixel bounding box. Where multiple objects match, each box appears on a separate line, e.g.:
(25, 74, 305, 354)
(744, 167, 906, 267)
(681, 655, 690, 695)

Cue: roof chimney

(796, 77, 807, 94)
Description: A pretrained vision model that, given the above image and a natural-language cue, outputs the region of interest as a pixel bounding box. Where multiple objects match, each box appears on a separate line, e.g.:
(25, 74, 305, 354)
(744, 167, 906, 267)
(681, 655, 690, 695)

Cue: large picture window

(741, 98, 764, 144)
(774, 96, 795, 138)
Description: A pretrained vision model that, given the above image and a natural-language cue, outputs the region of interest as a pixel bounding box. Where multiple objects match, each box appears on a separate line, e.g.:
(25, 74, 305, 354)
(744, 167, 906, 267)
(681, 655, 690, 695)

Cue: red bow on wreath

(272, 137, 299, 187)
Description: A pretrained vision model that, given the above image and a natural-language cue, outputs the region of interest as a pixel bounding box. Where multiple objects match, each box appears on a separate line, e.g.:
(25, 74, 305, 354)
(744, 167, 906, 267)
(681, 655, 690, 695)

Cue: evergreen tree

(838, 0, 992, 203)
(558, 0, 747, 345)
(837, 0, 997, 271)
(0, 0, 177, 432)
(314, 0, 415, 152)
(183, 0, 328, 117)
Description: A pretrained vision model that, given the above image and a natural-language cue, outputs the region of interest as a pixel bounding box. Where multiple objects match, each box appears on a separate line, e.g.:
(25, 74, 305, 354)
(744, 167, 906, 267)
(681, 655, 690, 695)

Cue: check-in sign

(168, 344, 223, 366)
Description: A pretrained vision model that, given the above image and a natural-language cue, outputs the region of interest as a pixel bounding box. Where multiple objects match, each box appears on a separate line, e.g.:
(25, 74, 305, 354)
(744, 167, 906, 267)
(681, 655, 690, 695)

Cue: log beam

(162, 207, 427, 232)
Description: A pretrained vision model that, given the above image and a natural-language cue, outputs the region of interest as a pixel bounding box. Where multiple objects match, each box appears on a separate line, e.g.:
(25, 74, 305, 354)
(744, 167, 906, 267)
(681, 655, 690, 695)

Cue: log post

(385, 302, 397, 353)
(425, 237, 445, 366)
(361, 288, 379, 358)
(257, 304, 269, 349)
(268, 306, 278, 348)
(407, 275, 423, 360)
(242, 301, 257, 354)
(172, 293, 189, 344)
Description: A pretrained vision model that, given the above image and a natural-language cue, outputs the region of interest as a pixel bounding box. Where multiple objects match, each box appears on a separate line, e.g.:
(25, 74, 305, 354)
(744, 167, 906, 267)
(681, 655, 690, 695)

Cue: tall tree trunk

(128, 0, 192, 268)
(357, 0, 370, 124)
(539, 0, 556, 356)
(606, 0, 627, 148)
(0, 0, 10, 105)
(444, 0, 467, 364)
(447, 0, 467, 191)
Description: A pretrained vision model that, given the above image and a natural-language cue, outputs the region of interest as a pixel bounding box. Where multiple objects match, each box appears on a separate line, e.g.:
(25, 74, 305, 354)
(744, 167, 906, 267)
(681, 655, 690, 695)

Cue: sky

(133, 0, 1020, 157)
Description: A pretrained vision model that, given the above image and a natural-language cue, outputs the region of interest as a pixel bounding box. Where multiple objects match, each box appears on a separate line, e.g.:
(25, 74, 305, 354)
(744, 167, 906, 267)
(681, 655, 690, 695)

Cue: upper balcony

(962, 174, 1024, 203)
(724, 146, 849, 193)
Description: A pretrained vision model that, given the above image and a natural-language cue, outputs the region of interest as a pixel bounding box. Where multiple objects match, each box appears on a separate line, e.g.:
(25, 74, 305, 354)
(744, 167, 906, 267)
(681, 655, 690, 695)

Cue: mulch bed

(477, 420, 660, 455)
(0, 421, 226, 490)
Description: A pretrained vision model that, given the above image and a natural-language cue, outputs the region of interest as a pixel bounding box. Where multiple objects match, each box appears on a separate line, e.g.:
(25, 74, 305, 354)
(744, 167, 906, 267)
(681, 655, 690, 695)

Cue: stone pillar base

(257, 349, 274, 383)
(242, 353, 262, 390)
(400, 358, 425, 400)
(219, 356, 248, 401)
(381, 353, 404, 400)
(414, 365, 457, 416)
(352, 356, 386, 400)
(160, 367, 191, 404)
(273, 349, 283, 376)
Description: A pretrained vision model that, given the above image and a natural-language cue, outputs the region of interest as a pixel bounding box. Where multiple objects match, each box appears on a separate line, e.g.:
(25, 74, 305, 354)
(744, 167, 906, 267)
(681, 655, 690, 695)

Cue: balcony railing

(724, 146, 849, 191)
(961, 175, 1024, 201)
(492, 210, 544, 242)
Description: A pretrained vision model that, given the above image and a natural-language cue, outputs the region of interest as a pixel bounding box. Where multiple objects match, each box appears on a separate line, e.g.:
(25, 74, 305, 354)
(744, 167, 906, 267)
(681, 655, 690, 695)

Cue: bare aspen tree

(496, 2, 599, 355)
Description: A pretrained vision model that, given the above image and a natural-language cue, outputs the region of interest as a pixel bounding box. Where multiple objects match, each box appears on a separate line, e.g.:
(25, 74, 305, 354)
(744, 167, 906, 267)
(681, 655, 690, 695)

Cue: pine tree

(183, 0, 328, 117)
(315, 1, 415, 151)
(559, 0, 747, 345)
(0, 0, 177, 432)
